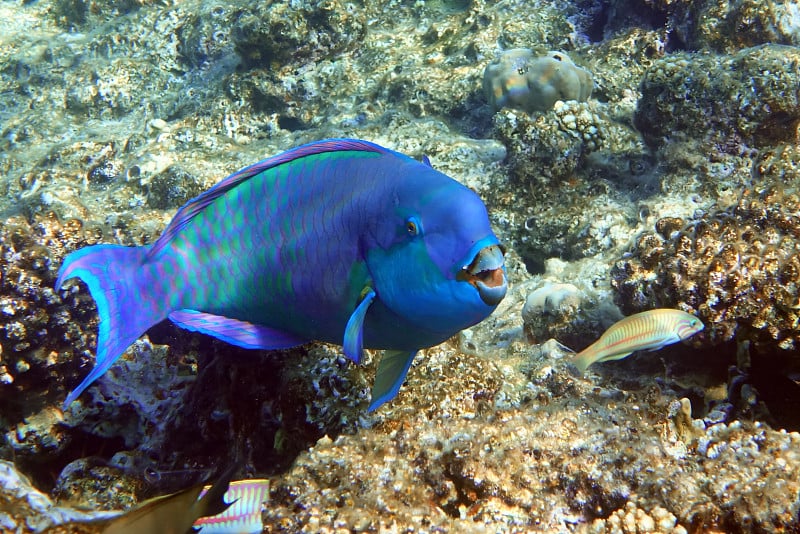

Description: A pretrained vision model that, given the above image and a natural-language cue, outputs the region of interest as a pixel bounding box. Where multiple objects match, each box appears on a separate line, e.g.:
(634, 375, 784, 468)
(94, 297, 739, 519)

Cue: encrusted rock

(635, 45, 800, 149)
(611, 186, 800, 351)
(483, 49, 593, 113)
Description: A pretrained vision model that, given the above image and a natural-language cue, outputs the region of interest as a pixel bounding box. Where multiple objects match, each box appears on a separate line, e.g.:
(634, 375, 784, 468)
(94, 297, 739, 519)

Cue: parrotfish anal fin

(169, 310, 306, 349)
(147, 139, 391, 260)
(343, 288, 376, 364)
(369, 350, 417, 412)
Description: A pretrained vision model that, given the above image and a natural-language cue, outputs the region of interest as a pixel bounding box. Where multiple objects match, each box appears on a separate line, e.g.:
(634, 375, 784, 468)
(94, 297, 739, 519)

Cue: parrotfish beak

(459, 244, 507, 306)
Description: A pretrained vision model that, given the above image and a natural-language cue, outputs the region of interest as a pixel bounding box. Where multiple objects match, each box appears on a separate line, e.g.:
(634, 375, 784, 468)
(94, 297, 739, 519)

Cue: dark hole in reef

(16, 431, 128, 493)
(753, 114, 800, 146)
(748, 350, 800, 431)
(146, 325, 326, 476)
(563, 472, 628, 520)
(585, 0, 610, 43)
(446, 92, 494, 139)
(437, 458, 485, 518)
(277, 115, 308, 131)
(522, 254, 546, 276)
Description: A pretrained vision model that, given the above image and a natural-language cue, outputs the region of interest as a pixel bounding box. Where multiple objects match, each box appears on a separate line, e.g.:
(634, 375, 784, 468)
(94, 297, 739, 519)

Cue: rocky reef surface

(2, 0, 800, 531)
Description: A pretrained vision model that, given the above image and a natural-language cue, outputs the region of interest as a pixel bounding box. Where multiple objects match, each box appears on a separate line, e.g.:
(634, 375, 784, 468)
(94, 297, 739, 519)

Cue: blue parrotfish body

(56, 139, 508, 411)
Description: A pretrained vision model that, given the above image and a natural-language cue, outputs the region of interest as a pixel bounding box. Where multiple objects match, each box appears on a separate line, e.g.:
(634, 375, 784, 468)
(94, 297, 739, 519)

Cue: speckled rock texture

(483, 49, 594, 113)
(0, 214, 101, 418)
(635, 44, 800, 149)
(693, 0, 800, 52)
(611, 184, 800, 352)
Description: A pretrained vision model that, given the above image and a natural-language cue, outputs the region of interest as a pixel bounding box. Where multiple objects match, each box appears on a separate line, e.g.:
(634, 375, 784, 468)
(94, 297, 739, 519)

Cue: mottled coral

(635, 44, 800, 149)
(492, 100, 609, 186)
(611, 185, 800, 352)
(261, 355, 800, 532)
(483, 49, 593, 113)
(694, 0, 800, 52)
(0, 214, 101, 405)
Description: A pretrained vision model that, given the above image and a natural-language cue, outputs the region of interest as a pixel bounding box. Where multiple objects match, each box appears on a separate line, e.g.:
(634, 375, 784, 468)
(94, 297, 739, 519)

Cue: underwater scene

(2, 0, 800, 531)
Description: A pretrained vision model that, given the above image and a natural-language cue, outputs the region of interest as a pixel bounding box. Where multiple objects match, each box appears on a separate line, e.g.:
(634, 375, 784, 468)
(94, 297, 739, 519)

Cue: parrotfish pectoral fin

(169, 310, 306, 350)
(56, 244, 166, 408)
(368, 350, 417, 412)
(343, 288, 376, 364)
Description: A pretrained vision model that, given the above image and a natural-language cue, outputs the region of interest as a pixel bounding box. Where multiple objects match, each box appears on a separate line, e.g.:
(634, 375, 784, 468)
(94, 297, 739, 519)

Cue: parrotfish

(570, 309, 704, 373)
(57, 139, 507, 411)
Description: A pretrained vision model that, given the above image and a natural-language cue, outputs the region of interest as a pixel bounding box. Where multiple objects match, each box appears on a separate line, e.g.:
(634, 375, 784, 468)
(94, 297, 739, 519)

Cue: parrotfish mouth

(459, 244, 508, 306)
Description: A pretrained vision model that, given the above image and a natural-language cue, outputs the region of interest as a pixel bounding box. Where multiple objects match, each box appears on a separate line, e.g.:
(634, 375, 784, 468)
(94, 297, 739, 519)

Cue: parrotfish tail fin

(368, 350, 417, 412)
(56, 244, 167, 407)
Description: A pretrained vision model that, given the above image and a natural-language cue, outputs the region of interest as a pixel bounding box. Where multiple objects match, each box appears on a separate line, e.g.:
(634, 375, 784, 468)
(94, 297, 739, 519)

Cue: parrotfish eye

(405, 217, 420, 236)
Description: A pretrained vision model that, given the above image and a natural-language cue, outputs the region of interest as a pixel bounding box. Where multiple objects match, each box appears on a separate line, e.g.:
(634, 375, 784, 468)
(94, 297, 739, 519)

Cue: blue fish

(57, 139, 507, 411)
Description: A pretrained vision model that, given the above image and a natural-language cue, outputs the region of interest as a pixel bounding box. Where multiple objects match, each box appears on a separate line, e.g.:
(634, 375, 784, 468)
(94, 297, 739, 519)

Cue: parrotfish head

(366, 165, 508, 336)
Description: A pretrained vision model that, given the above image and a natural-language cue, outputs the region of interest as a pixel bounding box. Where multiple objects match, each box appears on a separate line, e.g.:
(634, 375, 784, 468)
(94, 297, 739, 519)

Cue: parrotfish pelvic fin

(369, 350, 417, 412)
(147, 139, 390, 260)
(343, 288, 376, 364)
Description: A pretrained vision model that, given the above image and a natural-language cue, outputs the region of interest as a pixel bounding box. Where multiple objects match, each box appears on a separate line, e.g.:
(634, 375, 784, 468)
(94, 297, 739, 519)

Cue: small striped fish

(193, 479, 270, 533)
(571, 309, 704, 373)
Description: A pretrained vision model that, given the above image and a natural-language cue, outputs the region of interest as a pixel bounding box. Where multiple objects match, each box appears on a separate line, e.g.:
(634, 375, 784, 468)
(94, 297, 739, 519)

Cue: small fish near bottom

(56, 139, 508, 412)
(51, 466, 269, 534)
(569, 308, 704, 373)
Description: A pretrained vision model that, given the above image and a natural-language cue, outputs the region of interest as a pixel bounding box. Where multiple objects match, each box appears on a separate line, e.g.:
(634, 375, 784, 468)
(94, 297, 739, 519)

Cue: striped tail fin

(56, 244, 169, 407)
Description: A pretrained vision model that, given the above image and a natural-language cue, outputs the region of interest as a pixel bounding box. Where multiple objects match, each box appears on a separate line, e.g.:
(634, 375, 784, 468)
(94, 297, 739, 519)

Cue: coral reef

(635, 44, 800, 149)
(521, 279, 623, 351)
(0, 214, 102, 415)
(611, 185, 800, 352)
(483, 49, 593, 113)
(3, 0, 800, 530)
(261, 357, 800, 532)
(0, 459, 121, 532)
(693, 0, 800, 52)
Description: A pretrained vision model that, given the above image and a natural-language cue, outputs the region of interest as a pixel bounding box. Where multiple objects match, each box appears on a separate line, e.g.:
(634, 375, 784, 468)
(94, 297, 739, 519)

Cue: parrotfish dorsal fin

(147, 139, 391, 260)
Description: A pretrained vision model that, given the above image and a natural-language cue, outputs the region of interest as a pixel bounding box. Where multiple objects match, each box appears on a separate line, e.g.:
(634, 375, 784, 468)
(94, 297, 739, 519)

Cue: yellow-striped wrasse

(193, 478, 270, 533)
(570, 309, 704, 373)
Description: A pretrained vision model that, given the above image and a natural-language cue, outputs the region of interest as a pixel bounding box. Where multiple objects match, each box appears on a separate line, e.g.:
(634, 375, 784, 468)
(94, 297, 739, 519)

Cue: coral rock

(635, 44, 800, 149)
(611, 185, 800, 352)
(484, 49, 593, 113)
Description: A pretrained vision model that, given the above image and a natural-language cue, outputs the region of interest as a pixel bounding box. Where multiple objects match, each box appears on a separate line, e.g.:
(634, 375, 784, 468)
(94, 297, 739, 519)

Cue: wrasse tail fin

(56, 244, 167, 407)
(571, 349, 632, 374)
